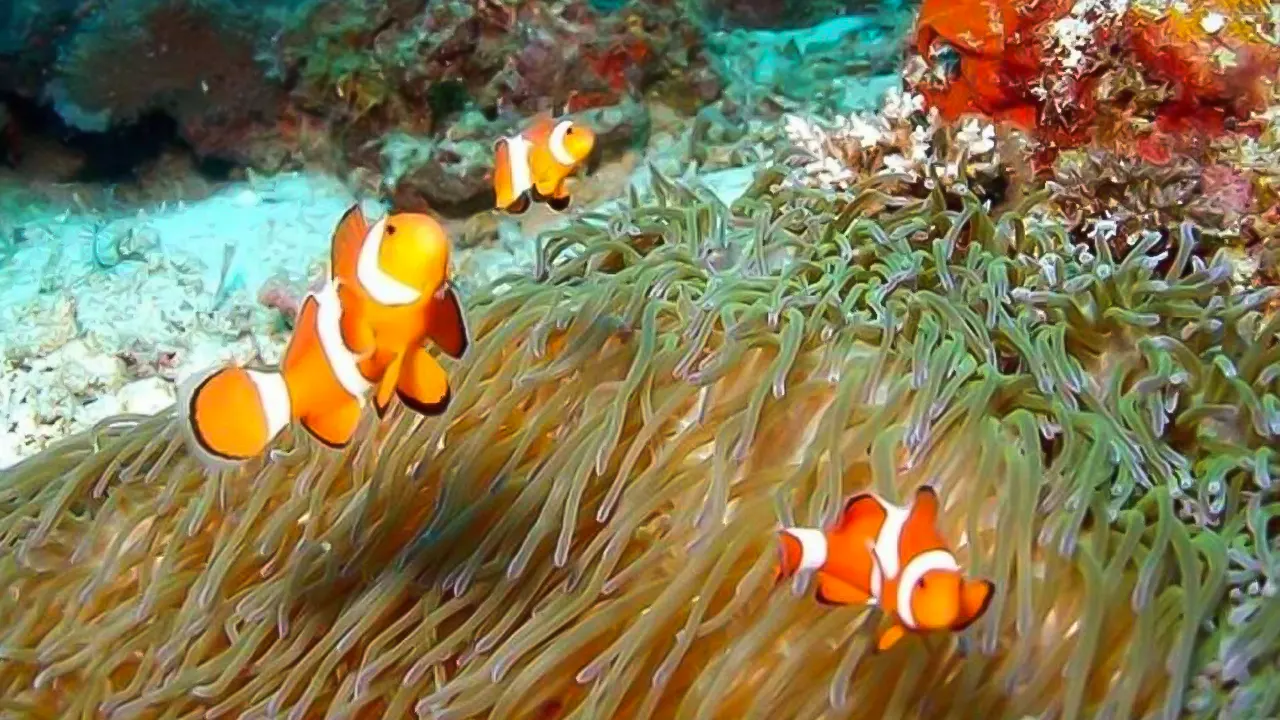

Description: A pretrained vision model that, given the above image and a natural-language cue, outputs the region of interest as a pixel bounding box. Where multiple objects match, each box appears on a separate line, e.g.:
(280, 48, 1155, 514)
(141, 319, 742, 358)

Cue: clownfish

(776, 485, 994, 652)
(493, 113, 596, 214)
(181, 204, 471, 463)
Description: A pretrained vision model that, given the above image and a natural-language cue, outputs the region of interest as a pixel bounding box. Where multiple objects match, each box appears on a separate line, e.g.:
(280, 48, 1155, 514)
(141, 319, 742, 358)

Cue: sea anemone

(0, 168, 1276, 718)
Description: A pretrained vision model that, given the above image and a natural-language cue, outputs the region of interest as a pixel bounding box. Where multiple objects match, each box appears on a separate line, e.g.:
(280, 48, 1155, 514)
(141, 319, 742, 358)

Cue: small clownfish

(493, 112, 596, 214)
(181, 204, 471, 463)
(775, 485, 994, 652)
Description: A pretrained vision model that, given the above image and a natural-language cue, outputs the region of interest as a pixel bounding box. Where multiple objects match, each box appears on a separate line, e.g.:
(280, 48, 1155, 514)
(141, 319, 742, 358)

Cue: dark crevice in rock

(0, 91, 240, 183)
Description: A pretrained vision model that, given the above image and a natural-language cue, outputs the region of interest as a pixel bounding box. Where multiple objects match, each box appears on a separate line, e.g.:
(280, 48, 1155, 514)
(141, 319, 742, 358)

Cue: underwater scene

(1, 0, 1279, 717)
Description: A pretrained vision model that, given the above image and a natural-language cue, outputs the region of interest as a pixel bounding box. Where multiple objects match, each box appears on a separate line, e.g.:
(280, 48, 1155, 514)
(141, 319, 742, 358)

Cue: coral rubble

(2, 157, 1277, 717)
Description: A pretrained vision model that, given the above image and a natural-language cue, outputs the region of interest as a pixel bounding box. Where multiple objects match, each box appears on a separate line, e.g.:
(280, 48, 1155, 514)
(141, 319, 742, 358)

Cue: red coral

(911, 0, 1280, 161)
(914, 0, 1064, 135)
(1129, 10, 1280, 121)
(584, 39, 652, 94)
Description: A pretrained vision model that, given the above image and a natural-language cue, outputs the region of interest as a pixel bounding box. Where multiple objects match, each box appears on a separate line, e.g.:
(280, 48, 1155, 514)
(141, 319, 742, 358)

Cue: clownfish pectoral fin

(331, 204, 369, 284)
(815, 573, 872, 606)
(334, 281, 375, 357)
(397, 344, 451, 416)
(836, 492, 883, 532)
(912, 485, 941, 527)
(952, 578, 995, 631)
(874, 623, 908, 653)
(426, 282, 470, 359)
(373, 353, 404, 418)
(299, 395, 363, 449)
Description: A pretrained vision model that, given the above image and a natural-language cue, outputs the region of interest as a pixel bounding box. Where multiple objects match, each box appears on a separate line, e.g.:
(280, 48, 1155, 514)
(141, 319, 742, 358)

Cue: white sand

(0, 172, 374, 468)
(0, 163, 760, 469)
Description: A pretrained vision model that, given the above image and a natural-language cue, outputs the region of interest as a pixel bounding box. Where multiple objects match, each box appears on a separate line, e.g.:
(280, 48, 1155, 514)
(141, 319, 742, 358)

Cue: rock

(578, 99, 652, 161)
(117, 377, 176, 415)
(390, 137, 496, 217)
(52, 1, 283, 159)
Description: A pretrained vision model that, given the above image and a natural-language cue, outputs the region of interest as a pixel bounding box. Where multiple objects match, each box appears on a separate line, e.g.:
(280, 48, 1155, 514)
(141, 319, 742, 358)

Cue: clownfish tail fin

(182, 365, 293, 463)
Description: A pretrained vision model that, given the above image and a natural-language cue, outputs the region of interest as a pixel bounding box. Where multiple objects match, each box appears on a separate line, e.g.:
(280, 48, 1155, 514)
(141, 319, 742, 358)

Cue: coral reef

(2, 153, 1277, 718)
(699, 0, 898, 30)
(909, 0, 1280, 162)
(703, 14, 910, 118)
(266, 0, 718, 212)
(50, 0, 284, 162)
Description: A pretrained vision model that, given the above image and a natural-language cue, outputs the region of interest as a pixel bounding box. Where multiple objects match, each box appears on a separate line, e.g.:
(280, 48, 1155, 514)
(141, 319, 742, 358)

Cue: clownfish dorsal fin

(523, 112, 555, 140)
(426, 281, 470, 359)
(900, 485, 947, 563)
(911, 485, 941, 529)
(835, 492, 884, 533)
(331, 204, 369, 285)
(952, 578, 995, 631)
(334, 280, 375, 357)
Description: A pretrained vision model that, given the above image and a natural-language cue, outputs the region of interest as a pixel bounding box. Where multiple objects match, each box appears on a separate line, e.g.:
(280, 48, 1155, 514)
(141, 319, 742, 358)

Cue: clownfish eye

(916, 578, 927, 590)
(386, 224, 397, 235)
(566, 126, 575, 135)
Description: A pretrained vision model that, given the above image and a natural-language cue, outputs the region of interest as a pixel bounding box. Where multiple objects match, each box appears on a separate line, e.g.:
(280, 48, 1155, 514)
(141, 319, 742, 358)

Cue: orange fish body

(776, 486, 994, 652)
(182, 204, 471, 463)
(493, 113, 596, 214)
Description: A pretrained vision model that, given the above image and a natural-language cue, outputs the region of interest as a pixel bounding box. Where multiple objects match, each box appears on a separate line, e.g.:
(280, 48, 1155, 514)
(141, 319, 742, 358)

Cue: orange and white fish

(181, 204, 470, 463)
(776, 485, 994, 652)
(493, 113, 596, 214)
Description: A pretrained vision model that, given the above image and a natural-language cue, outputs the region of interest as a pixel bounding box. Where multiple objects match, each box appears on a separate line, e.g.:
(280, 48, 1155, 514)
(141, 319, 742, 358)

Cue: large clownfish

(181, 204, 471, 463)
(776, 485, 994, 652)
(493, 113, 596, 214)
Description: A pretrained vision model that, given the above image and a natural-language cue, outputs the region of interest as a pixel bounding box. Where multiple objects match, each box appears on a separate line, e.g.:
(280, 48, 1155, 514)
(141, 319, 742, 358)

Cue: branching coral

(776, 90, 1039, 219)
(1, 165, 1277, 718)
(1045, 150, 1258, 241)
